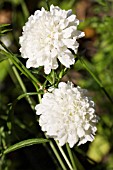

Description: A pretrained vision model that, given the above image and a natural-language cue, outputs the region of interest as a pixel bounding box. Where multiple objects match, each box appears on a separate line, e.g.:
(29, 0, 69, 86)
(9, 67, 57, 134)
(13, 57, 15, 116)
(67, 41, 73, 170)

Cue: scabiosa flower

(19, 5, 84, 74)
(35, 82, 98, 148)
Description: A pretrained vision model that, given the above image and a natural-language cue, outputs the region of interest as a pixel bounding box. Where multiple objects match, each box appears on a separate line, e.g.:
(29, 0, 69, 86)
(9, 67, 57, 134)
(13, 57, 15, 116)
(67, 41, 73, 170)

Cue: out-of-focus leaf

(0, 52, 8, 62)
(0, 60, 9, 81)
(0, 29, 12, 35)
(0, 24, 10, 28)
(4, 138, 49, 154)
(95, 0, 108, 6)
(87, 134, 110, 162)
(9, 0, 22, 6)
(60, 0, 75, 10)
(0, 24, 11, 35)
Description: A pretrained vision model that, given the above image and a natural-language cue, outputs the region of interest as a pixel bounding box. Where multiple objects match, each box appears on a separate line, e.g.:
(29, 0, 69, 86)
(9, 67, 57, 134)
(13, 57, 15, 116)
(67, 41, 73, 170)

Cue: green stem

(9, 59, 35, 110)
(10, 53, 40, 87)
(33, 81, 42, 103)
(20, 0, 29, 20)
(49, 141, 67, 170)
(66, 144, 77, 170)
(56, 141, 73, 170)
(73, 154, 85, 170)
(46, 0, 50, 11)
(51, 69, 55, 85)
(0, 41, 41, 88)
(78, 56, 113, 104)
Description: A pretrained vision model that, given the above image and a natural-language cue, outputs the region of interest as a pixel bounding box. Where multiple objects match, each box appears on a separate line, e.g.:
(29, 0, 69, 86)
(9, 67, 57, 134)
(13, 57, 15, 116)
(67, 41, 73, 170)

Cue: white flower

(19, 5, 84, 74)
(35, 82, 98, 148)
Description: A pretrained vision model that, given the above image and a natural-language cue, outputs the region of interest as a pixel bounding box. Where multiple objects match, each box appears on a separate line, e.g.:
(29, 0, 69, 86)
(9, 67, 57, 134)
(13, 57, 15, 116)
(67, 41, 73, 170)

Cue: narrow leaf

(4, 138, 49, 154)
(0, 24, 10, 28)
(1, 29, 12, 34)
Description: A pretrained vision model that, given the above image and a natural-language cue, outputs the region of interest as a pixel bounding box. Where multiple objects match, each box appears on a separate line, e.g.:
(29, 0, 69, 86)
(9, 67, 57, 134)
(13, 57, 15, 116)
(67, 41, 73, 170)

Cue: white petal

(67, 15, 76, 22)
(58, 51, 75, 67)
(77, 127, 85, 137)
(63, 27, 75, 38)
(68, 132, 78, 148)
(44, 67, 50, 74)
(58, 135, 68, 146)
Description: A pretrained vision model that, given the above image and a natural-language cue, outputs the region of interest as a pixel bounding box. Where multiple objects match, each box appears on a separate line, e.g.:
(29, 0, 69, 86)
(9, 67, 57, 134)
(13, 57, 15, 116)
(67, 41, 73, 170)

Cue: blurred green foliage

(0, 0, 113, 170)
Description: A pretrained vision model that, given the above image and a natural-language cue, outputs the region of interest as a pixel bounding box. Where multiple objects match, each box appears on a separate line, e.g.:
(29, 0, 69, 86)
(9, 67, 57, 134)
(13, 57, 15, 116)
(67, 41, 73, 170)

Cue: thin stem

(66, 144, 77, 170)
(0, 41, 41, 88)
(42, 143, 62, 170)
(73, 154, 85, 170)
(51, 69, 55, 85)
(78, 56, 113, 104)
(8, 59, 35, 110)
(33, 81, 42, 103)
(49, 141, 67, 170)
(56, 141, 73, 170)
(10, 53, 41, 87)
(20, 0, 29, 20)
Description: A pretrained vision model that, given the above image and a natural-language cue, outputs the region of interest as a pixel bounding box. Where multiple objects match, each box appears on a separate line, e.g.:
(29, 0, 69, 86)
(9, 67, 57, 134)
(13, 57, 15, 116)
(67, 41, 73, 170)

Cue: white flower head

(35, 82, 98, 148)
(19, 5, 84, 74)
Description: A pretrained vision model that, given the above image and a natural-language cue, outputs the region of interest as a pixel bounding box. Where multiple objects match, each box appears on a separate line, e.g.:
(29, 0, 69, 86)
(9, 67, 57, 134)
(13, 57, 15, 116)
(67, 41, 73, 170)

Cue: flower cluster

(19, 5, 84, 74)
(20, 4, 98, 148)
(35, 82, 98, 148)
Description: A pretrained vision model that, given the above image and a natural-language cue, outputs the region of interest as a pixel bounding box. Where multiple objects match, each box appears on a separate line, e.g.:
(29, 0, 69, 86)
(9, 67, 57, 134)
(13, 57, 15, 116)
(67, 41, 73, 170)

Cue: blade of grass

(8, 59, 35, 110)
(73, 154, 85, 170)
(3, 138, 49, 155)
(20, 0, 29, 20)
(78, 56, 113, 104)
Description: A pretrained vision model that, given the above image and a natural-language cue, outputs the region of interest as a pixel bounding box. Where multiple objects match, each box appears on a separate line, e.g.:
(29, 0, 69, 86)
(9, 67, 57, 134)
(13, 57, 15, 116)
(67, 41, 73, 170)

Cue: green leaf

(0, 29, 12, 35)
(4, 138, 49, 155)
(0, 60, 9, 81)
(0, 24, 11, 35)
(60, 0, 75, 10)
(87, 134, 110, 162)
(0, 24, 10, 28)
(95, 0, 107, 6)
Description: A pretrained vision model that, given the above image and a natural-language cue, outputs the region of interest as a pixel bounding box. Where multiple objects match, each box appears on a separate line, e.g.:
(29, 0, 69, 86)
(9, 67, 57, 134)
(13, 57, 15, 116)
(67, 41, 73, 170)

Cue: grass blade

(4, 138, 49, 155)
